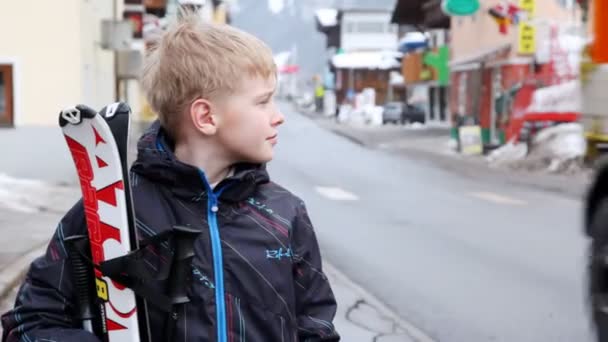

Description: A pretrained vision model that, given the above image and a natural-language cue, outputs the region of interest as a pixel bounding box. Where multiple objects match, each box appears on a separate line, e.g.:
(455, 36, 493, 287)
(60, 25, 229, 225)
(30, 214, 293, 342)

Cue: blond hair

(140, 12, 277, 138)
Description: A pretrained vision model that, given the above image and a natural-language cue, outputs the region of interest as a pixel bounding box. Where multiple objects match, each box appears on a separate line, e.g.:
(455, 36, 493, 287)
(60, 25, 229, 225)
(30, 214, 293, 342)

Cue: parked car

(382, 102, 404, 124)
(402, 103, 426, 124)
(382, 102, 426, 125)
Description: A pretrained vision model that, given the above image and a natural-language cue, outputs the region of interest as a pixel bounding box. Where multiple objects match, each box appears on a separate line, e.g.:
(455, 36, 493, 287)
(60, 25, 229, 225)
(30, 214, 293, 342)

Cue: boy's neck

(174, 141, 233, 187)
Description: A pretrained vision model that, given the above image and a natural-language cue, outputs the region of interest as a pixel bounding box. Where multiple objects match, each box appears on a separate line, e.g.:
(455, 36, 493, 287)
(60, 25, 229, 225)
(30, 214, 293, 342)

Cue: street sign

(518, 22, 536, 54)
(459, 125, 483, 155)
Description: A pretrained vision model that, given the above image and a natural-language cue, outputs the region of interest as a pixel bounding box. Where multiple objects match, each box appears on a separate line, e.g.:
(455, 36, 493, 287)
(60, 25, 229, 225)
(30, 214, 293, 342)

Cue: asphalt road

(269, 103, 594, 342)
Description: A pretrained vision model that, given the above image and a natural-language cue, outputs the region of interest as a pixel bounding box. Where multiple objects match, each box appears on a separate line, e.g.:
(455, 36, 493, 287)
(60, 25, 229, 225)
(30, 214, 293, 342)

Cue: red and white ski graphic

(60, 106, 140, 342)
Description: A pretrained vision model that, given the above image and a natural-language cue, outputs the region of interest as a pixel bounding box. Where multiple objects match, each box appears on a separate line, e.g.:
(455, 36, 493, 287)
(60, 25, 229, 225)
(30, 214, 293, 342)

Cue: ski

(59, 103, 148, 342)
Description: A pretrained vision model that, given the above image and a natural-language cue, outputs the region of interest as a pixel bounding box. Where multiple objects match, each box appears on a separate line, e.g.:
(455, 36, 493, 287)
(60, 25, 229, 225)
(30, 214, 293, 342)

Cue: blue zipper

(198, 170, 229, 342)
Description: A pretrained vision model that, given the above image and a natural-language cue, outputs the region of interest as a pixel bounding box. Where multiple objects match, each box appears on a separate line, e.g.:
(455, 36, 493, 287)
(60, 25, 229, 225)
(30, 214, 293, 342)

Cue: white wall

(80, 0, 116, 112)
(0, 1, 81, 126)
(340, 12, 398, 52)
(0, 0, 117, 126)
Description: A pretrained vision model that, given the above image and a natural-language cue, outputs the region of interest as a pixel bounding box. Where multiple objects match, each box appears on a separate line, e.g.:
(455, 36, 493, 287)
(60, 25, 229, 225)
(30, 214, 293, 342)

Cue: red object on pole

(279, 65, 300, 74)
(592, 0, 608, 62)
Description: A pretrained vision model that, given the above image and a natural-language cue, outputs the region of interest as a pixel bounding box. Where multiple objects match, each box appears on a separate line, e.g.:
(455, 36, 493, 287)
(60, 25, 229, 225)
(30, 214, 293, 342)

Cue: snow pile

(403, 122, 427, 130)
(527, 80, 581, 114)
(267, 0, 285, 14)
(0, 173, 76, 213)
(332, 51, 402, 70)
(399, 32, 427, 45)
(389, 71, 404, 85)
(486, 140, 528, 166)
(337, 105, 384, 126)
(315, 8, 338, 27)
(487, 123, 587, 174)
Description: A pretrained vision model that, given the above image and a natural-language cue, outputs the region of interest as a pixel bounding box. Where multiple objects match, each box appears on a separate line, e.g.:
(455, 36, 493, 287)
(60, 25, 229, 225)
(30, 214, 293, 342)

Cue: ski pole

(164, 225, 200, 341)
(64, 235, 97, 334)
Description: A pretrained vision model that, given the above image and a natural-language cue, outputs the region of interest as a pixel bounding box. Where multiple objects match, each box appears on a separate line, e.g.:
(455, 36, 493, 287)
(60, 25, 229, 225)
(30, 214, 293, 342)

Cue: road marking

(469, 192, 527, 206)
(315, 186, 359, 201)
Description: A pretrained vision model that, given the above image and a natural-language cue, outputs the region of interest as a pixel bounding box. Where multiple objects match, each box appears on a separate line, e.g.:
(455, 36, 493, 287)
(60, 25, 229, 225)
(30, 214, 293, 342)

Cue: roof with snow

(331, 51, 402, 70)
(315, 8, 338, 27)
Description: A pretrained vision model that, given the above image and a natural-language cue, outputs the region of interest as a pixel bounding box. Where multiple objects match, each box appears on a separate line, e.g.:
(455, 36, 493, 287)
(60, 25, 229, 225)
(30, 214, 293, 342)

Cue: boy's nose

(272, 110, 285, 126)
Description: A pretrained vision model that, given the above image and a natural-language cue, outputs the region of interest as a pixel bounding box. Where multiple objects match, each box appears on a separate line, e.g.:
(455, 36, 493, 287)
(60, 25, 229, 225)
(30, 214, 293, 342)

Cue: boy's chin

(241, 152, 273, 165)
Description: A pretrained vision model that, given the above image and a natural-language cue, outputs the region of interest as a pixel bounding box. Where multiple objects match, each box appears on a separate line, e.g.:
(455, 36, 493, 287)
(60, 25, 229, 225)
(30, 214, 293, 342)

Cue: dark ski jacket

(1, 121, 340, 342)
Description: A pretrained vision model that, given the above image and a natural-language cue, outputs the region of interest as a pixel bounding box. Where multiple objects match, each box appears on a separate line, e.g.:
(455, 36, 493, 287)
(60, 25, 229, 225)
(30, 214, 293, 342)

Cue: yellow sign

(459, 125, 482, 155)
(519, 0, 535, 16)
(518, 22, 536, 54)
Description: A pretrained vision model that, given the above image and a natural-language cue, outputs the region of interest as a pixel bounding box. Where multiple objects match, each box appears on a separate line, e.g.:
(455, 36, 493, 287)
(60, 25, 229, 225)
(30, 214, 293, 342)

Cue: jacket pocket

(225, 292, 295, 342)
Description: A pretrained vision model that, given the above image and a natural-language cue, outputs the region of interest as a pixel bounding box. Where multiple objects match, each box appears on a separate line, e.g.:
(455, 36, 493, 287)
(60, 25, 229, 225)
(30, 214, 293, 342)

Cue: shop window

(0, 64, 14, 127)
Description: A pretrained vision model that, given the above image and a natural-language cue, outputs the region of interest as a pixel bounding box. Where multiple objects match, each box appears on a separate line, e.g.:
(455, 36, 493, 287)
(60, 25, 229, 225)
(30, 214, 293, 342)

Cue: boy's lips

(267, 134, 278, 145)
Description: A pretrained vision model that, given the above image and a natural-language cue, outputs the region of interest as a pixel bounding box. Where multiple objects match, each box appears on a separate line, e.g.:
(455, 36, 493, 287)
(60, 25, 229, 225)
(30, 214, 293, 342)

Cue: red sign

(279, 65, 300, 74)
(124, 11, 143, 39)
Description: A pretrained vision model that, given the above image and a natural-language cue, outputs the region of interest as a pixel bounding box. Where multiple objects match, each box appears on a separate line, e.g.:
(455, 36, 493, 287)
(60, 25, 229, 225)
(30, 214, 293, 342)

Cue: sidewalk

(0, 176, 78, 312)
(307, 113, 591, 200)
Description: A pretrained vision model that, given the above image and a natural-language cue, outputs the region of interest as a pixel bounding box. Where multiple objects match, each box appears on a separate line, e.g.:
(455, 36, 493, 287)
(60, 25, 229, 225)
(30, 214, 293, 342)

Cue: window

(356, 21, 386, 34)
(345, 22, 355, 33)
(0, 64, 13, 127)
(556, 0, 574, 8)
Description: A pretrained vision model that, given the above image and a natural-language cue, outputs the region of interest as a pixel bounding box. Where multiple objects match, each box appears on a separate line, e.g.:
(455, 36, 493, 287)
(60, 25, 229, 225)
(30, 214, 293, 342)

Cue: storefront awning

(449, 43, 511, 69)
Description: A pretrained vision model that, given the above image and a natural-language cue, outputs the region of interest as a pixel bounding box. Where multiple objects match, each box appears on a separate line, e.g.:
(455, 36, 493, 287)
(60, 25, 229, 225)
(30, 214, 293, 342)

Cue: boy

(1, 13, 340, 342)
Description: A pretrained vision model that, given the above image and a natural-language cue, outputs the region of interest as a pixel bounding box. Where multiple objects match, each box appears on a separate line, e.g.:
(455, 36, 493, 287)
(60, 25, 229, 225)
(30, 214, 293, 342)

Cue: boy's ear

(190, 98, 217, 135)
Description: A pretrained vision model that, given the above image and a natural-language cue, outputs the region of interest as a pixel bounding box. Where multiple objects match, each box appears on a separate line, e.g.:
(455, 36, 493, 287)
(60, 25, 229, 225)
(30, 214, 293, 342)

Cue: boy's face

(215, 75, 284, 164)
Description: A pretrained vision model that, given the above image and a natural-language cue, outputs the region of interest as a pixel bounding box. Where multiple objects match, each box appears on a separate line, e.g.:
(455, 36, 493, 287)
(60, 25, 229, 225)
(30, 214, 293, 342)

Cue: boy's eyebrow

(255, 89, 276, 99)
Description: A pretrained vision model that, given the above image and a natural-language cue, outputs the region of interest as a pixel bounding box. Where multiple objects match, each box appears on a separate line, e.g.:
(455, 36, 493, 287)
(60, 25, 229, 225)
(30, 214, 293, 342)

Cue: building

(315, 8, 400, 107)
(0, 1, 118, 127)
(391, 0, 451, 126)
(0, 0, 230, 128)
(448, 0, 582, 144)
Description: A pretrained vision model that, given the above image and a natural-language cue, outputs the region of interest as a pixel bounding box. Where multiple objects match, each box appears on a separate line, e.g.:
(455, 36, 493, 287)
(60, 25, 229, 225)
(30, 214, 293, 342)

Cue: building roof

(332, 51, 402, 70)
(390, 0, 449, 29)
(339, 7, 395, 13)
(449, 43, 511, 67)
(390, 0, 424, 24)
(315, 8, 338, 27)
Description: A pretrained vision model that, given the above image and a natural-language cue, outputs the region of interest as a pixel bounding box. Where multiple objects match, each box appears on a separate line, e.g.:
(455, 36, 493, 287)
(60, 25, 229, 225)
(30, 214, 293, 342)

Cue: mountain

(231, 0, 396, 78)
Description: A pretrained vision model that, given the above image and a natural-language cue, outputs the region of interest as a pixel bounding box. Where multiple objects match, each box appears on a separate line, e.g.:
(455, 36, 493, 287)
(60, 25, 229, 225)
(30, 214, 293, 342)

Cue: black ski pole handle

(165, 225, 201, 341)
(64, 235, 96, 334)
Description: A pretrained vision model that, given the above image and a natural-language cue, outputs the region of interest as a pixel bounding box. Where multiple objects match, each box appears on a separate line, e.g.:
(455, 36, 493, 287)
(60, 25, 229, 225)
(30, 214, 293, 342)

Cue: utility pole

(113, 0, 120, 101)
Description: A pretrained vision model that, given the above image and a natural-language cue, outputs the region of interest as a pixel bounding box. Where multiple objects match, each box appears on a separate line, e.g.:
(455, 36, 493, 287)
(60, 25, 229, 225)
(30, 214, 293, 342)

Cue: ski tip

(58, 105, 97, 127)
(99, 102, 131, 121)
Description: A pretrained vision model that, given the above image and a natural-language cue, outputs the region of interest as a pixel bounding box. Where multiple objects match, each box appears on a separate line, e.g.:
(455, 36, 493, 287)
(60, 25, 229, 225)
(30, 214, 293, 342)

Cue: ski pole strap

(139, 229, 174, 248)
(99, 230, 178, 313)
(100, 252, 174, 312)
(164, 225, 201, 342)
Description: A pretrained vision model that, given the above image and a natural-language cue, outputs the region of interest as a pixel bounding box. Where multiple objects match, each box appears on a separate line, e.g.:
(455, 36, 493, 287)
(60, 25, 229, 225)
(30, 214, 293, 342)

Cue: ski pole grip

(168, 225, 201, 305)
(64, 235, 95, 332)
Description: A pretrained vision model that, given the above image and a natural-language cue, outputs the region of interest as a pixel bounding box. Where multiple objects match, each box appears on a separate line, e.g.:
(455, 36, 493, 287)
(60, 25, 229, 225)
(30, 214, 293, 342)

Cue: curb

(329, 128, 366, 147)
(324, 262, 438, 342)
(0, 243, 48, 302)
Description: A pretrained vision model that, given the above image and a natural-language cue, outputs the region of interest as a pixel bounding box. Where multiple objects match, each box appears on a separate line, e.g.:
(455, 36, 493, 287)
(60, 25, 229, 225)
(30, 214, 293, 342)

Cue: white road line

(469, 192, 527, 206)
(315, 186, 359, 201)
